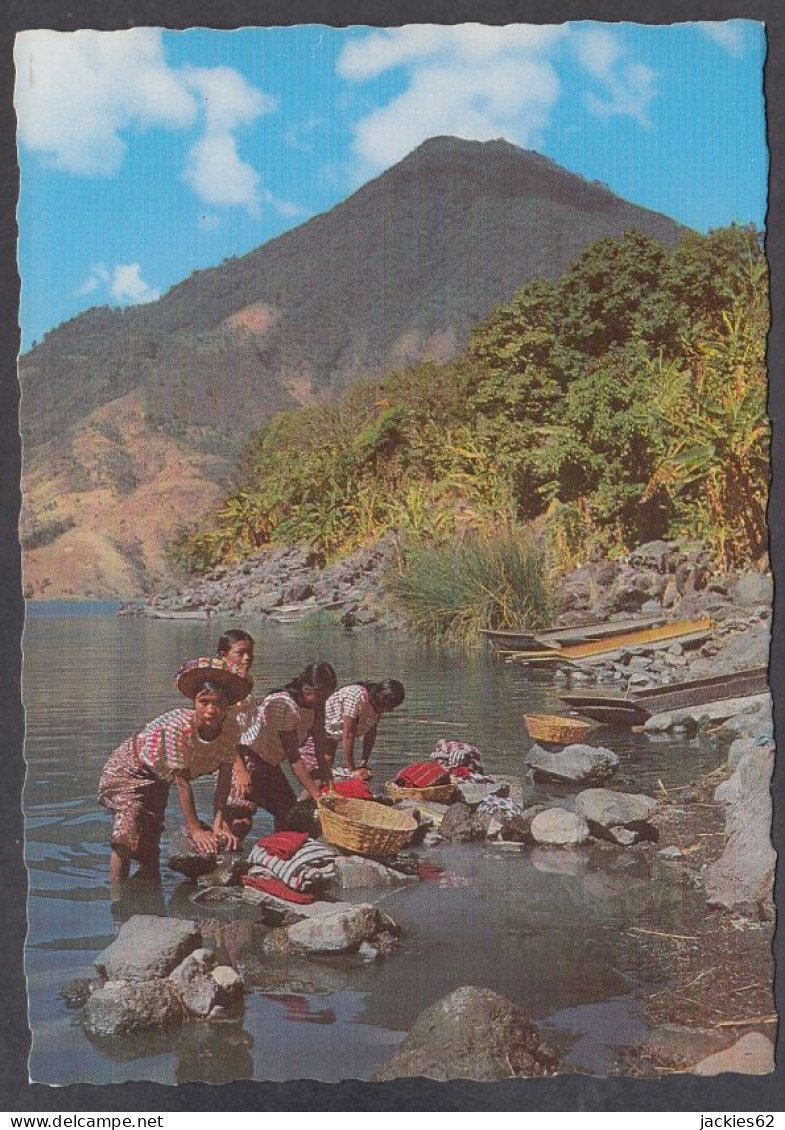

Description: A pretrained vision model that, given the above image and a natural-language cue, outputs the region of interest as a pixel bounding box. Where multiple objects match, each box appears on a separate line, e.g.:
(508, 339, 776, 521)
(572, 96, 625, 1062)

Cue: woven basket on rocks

(523, 712, 594, 745)
(318, 794, 418, 856)
(384, 780, 456, 804)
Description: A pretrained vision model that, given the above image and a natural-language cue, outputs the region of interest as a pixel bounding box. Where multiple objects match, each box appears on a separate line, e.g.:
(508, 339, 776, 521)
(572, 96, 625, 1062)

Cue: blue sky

(15, 21, 767, 350)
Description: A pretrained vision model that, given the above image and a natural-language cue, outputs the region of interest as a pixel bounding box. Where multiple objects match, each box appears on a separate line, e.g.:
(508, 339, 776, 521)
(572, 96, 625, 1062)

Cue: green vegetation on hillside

(170, 224, 769, 635)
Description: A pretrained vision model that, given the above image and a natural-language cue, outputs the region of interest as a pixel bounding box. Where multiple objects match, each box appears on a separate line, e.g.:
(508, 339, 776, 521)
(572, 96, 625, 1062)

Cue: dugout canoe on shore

(480, 613, 668, 653)
(558, 666, 770, 724)
(507, 617, 713, 667)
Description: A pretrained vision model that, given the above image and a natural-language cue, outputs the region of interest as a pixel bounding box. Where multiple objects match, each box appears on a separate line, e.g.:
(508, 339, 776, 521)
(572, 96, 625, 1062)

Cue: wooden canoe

(481, 613, 668, 652)
(508, 617, 713, 666)
(560, 666, 769, 724)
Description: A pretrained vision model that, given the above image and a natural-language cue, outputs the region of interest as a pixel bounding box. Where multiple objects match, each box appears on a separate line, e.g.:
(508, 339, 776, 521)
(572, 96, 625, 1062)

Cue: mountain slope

(20, 136, 688, 597)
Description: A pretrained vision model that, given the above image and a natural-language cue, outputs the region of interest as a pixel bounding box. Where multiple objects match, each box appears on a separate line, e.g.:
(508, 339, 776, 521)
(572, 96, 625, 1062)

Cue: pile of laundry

(430, 739, 491, 783)
(242, 831, 337, 905)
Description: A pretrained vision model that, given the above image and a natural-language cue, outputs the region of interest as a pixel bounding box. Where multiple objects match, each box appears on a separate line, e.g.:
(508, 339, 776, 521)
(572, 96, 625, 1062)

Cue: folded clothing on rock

(241, 874, 316, 904)
(247, 837, 337, 892)
(394, 761, 451, 789)
(476, 795, 524, 820)
(255, 830, 310, 859)
(430, 739, 485, 773)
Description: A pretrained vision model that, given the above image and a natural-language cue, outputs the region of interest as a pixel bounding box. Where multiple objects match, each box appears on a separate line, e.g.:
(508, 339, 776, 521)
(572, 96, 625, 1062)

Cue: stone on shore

(95, 915, 202, 982)
(167, 949, 220, 1018)
(525, 743, 619, 785)
(706, 745, 775, 917)
(82, 979, 183, 1038)
(495, 804, 551, 843)
(439, 801, 483, 842)
(693, 1032, 775, 1076)
(372, 986, 560, 1081)
(263, 903, 399, 956)
(211, 965, 244, 1005)
(195, 853, 249, 888)
(167, 828, 221, 878)
(454, 780, 509, 807)
(332, 855, 419, 890)
(575, 789, 657, 844)
(530, 808, 591, 846)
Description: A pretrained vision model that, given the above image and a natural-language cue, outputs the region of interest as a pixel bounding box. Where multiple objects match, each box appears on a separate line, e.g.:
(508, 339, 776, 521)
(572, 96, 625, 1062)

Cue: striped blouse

(136, 707, 243, 780)
(323, 684, 379, 740)
(241, 692, 315, 767)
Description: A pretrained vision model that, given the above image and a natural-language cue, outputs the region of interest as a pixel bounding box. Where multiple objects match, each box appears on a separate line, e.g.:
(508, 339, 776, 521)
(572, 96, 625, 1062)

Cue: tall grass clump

(391, 528, 557, 644)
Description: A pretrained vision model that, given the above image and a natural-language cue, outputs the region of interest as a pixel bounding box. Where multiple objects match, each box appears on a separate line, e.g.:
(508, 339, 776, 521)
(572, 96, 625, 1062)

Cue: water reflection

(23, 608, 726, 1082)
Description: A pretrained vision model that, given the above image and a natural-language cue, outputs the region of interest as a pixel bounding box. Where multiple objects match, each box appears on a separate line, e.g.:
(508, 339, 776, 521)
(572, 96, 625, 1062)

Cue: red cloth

(395, 761, 450, 789)
(254, 831, 309, 859)
(449, 766, 474, 780)
(241, 874, 316, 904)
(321, 779, 373, 801)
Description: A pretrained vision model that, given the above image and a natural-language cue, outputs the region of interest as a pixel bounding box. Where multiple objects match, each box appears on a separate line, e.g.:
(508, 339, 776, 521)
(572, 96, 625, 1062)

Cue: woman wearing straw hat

(98, 657, 252, 883)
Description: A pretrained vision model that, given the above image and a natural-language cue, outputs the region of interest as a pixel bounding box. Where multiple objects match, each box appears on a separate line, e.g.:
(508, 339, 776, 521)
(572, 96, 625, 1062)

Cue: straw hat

(176, 657, 252, 702)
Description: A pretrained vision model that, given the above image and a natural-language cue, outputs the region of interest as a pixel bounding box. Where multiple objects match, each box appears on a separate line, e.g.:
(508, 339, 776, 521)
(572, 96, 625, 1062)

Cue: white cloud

(14, 29, 196, 175)
(77, 262, 159, 305)
(110, 263, 160, 304)
(14, 29, 278, 214)
(338, 24, 567, 79)
(76, 263, 110, 296)
(338, 24, 568, 172)
(573, 27, 657, 125)
(696, 21, 750, 56)
(184, 133, 261, 209)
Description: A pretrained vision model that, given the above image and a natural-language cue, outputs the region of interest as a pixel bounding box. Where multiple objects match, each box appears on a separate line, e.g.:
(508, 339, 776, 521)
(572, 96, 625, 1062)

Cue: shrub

(390, 527, 557, 644)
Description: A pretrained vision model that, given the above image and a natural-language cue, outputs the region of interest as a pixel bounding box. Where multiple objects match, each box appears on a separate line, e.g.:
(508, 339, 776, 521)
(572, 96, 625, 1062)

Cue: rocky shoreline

(143, 538, 771, 681)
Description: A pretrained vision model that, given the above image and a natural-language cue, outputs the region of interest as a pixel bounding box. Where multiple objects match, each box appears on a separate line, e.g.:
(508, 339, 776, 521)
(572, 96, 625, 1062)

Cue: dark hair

(217, 629, 254, 655)
(273, 661, 338, 707)
(360, 678, 405, 711)
(192, 678, 230, 702)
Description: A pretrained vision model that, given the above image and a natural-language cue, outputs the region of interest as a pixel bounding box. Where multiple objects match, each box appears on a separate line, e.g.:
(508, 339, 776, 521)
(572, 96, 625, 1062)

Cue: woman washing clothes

(225, 661, 336, 840)
(98, 657, 252, 883)
(321, 679, 405, 779)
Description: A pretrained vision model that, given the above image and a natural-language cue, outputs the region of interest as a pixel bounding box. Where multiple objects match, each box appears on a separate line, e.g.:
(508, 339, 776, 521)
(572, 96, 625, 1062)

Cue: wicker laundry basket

(318, 794, 418, 856)
(384, 780, 456, 804)
(523, 713, 594, 745)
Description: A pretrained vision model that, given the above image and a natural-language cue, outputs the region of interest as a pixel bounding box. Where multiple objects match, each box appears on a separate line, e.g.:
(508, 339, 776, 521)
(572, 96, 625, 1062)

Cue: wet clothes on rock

(98, 708, 243, 864)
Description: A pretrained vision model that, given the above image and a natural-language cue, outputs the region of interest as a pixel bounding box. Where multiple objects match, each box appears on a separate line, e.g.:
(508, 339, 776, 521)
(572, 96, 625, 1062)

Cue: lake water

(22, 604, 725, 1084)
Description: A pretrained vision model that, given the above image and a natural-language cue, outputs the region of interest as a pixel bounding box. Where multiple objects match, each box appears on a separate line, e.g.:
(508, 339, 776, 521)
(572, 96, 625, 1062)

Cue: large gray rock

(211, 965, 244, 1005)
(455, 780, 509, 807)
(332, 855, 419, 890)
(706, 746, 775, 916)
(263, 903, 398, 955)
(693, 1032, 775, 1075)
(168, 949, 219, 1018)
(373, 986, 560, 1081)
(82, 979, 183, 1038)
(439, 801, 482, 842)
(496, 804, 550, 843)
(95, 915, 202, 982)
(732, 573, 773, 609)
(530, 808, 591, 846)
(195, 854, 249, 888)
(575, 789, 658, 844)
(629, 540, 679, 572)
(168, 828, 220, 878)
(525, 743, 619, 785)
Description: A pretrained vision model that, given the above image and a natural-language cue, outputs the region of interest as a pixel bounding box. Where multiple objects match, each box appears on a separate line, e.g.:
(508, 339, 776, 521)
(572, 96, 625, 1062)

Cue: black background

(1, 0, 782, 1112)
